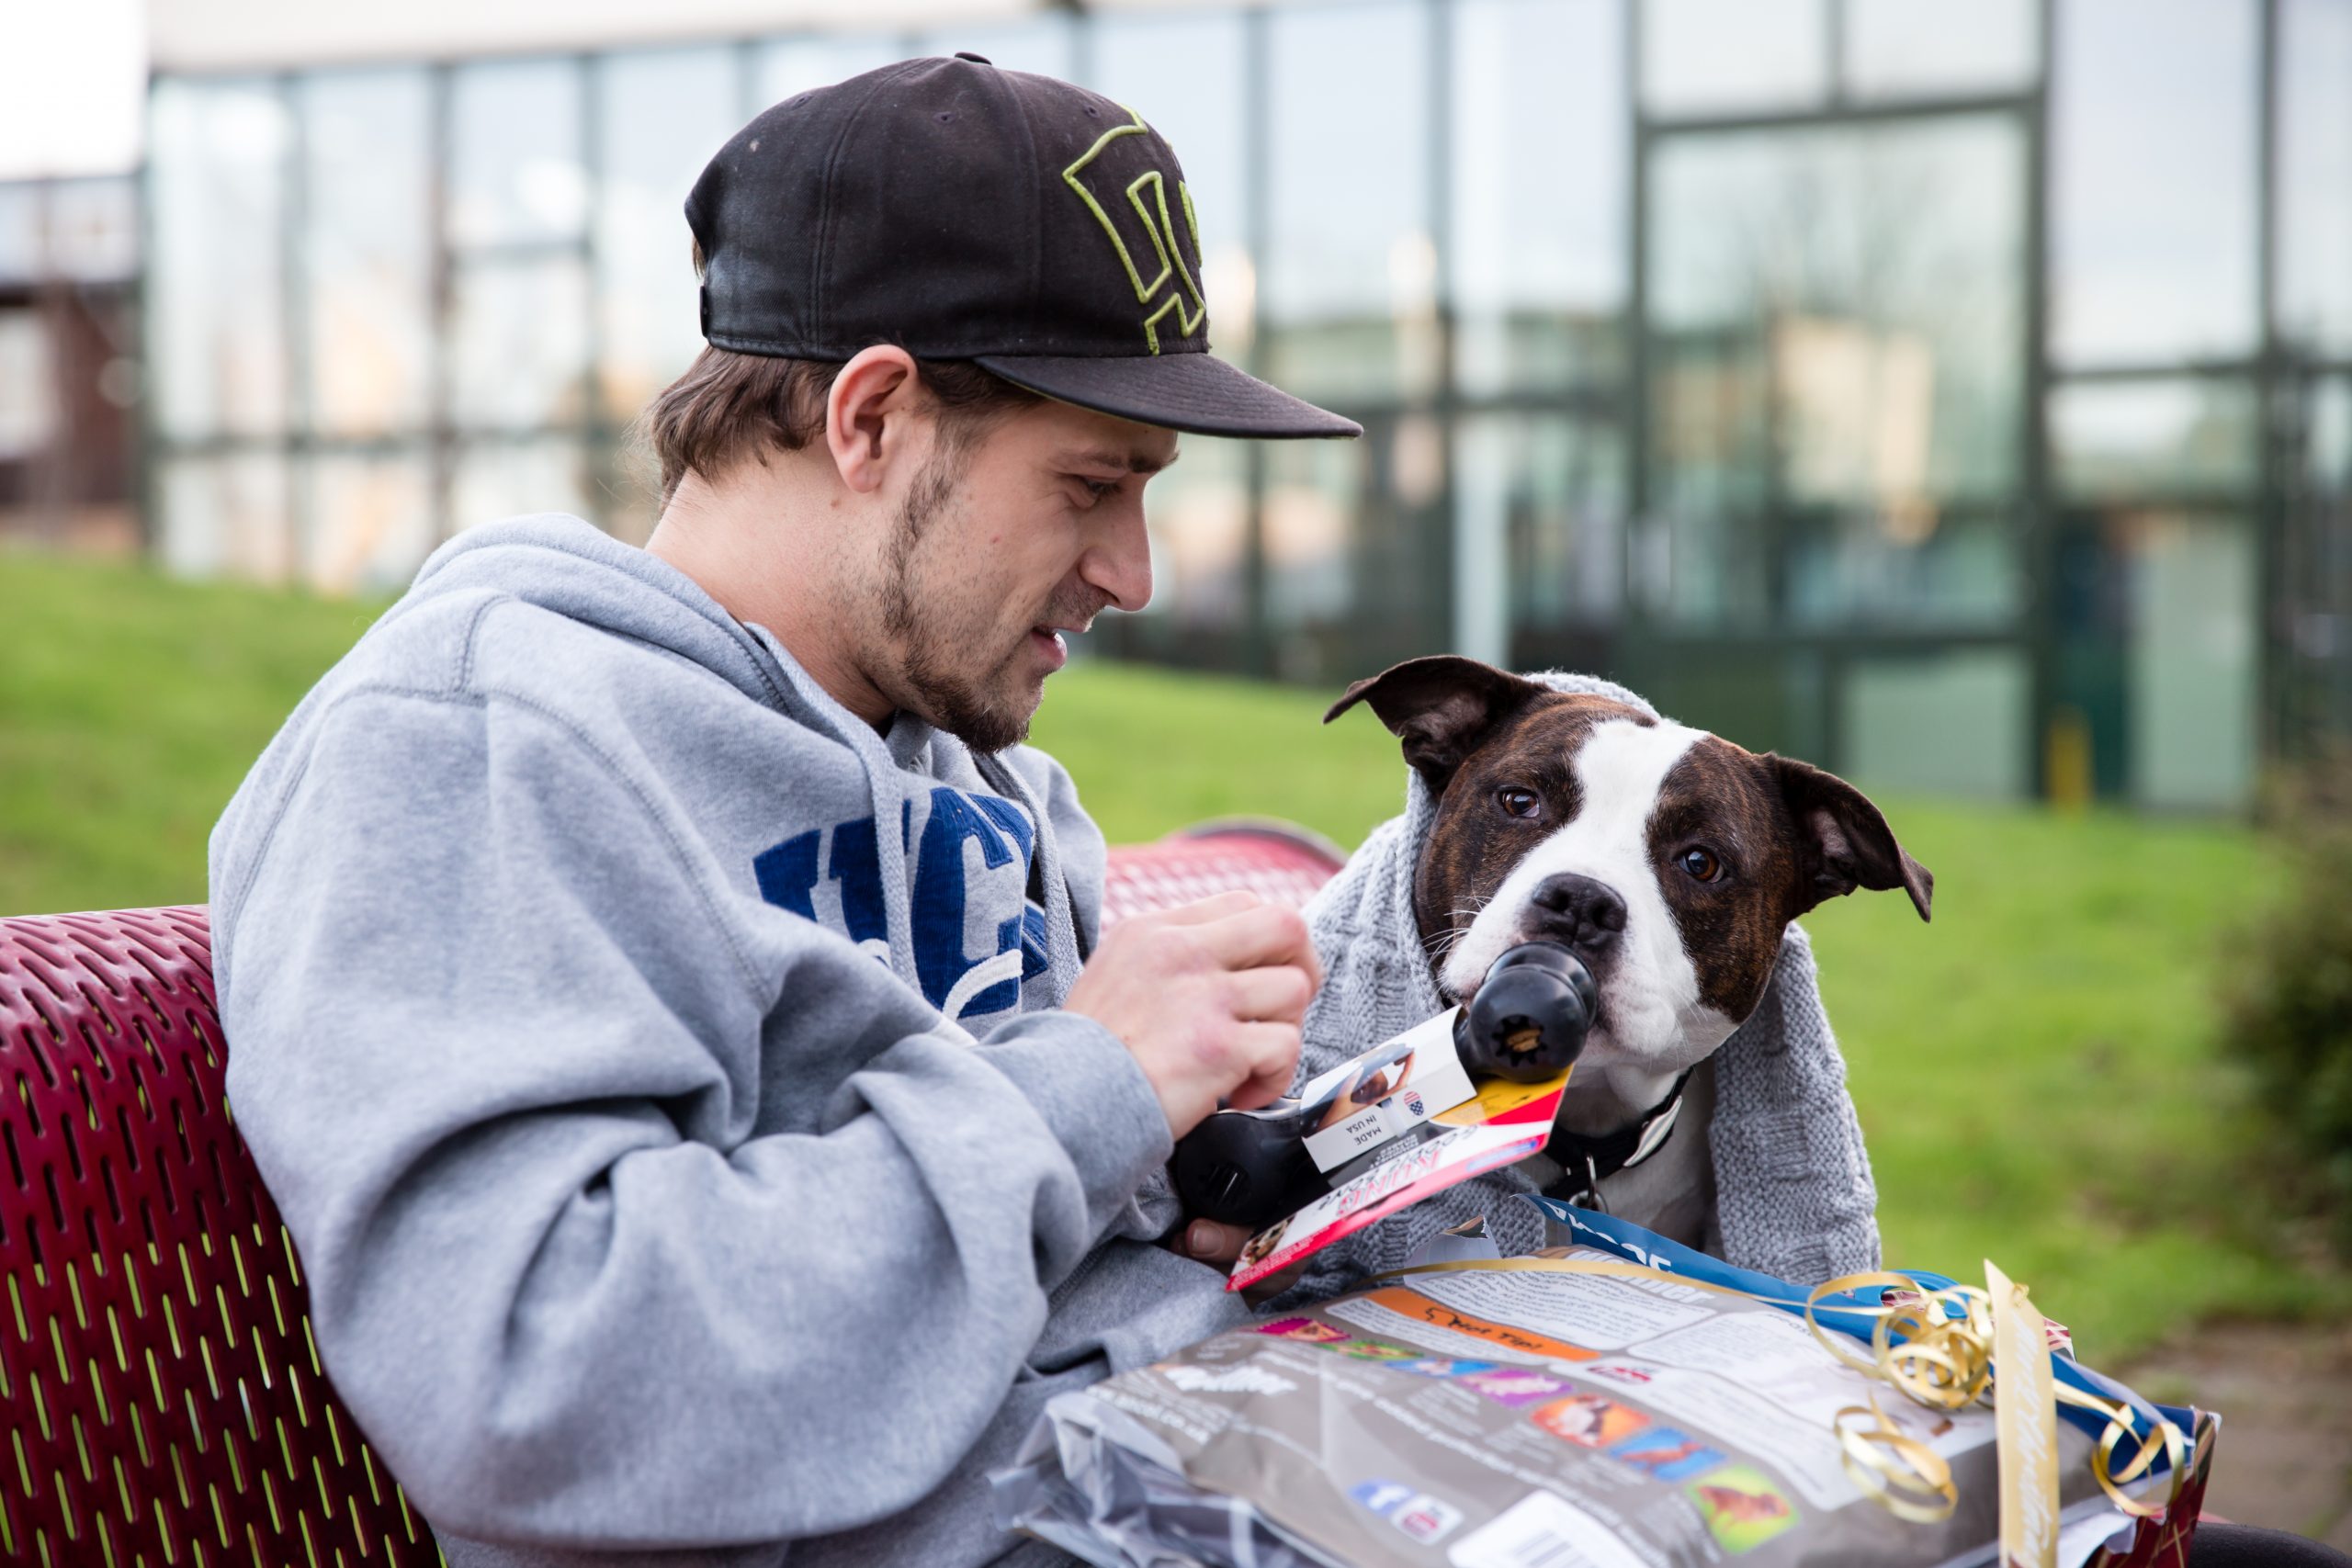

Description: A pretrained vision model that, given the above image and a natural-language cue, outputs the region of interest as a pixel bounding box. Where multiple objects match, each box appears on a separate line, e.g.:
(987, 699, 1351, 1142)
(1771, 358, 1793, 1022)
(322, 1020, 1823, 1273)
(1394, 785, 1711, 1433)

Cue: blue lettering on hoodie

(752, 786, 1051, 1023)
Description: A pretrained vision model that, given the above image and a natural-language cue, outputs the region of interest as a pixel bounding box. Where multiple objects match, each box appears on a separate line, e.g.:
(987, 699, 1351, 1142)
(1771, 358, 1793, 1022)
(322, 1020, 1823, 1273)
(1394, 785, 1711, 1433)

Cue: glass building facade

(136, 0, 2352, 808)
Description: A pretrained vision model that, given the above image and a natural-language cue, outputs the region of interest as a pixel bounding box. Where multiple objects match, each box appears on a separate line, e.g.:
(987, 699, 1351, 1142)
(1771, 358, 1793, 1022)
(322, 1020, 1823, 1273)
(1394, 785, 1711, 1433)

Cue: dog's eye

(1678, 847, 1723, 882)
(1496, 786, 1542, 820)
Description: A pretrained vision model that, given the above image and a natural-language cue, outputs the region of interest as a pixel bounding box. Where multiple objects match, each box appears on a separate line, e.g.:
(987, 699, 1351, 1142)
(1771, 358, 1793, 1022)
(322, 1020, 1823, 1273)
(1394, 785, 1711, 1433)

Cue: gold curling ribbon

(1371, 1254, 2191, 1527)
(1834, 1393, 1956, 1523)
(1801, 1268, 2191, 1524)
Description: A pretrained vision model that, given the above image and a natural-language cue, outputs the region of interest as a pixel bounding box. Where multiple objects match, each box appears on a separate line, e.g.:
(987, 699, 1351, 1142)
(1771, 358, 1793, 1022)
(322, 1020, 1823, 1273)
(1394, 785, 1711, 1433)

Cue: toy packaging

(994, 1204, 2215, 1568)
(1171, 942, 1596, 1290)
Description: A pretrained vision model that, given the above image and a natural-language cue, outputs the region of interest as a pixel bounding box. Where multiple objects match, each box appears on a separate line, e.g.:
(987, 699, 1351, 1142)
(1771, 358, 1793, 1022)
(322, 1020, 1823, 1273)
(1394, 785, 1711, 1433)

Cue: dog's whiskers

(1424, 922, 1472, 964)
(1420, 896, 1492, 966)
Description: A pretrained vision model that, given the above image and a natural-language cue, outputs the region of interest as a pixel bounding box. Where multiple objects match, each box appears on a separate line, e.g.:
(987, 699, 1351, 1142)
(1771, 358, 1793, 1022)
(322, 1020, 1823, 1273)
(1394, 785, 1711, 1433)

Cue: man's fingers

(1177, 1220, 1306, 1303)
(1225, 964, 1316, 1024)
(1193, 901, 1320, 979)
(1179, 1218, 1253, 1263)
(1150, 890, 1261, 927)
(1068, 892, 1320, 1143)
(1222, 1021, 1302, 1111)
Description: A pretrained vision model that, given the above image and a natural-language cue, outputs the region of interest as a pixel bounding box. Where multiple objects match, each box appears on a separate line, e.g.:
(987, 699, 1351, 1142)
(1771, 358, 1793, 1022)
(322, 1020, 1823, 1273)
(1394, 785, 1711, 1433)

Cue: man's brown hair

(642, 346, 1040, 504)
(640, 240, 1043, 502)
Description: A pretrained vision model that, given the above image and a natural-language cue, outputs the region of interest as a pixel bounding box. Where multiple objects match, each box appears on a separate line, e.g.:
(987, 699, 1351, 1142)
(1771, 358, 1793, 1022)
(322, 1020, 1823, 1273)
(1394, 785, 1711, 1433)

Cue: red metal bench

(0, 825, 1345, 1568)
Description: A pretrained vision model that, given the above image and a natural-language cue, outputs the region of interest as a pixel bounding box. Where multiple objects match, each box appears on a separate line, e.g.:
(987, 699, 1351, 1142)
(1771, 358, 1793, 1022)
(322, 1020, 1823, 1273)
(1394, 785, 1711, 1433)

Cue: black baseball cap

(684, 53, 1361, 441)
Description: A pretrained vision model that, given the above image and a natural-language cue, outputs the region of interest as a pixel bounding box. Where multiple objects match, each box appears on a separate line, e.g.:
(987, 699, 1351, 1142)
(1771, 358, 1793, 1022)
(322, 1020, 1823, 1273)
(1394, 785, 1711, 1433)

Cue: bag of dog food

(993, 1206, 2213, 1568)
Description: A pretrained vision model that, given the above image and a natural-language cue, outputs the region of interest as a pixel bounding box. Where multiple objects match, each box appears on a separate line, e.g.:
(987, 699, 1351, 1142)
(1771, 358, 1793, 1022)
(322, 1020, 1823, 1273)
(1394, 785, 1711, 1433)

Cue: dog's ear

(1325, 657, 1548, 790)
(1766, 755, 1933, 922)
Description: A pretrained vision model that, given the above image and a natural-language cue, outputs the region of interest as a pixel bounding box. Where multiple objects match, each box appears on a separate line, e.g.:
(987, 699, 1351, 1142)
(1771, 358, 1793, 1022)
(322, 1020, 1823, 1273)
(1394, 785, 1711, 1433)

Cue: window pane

(1654, 119, 2024, 502)
(452, 436, 594, 532)
(1261, 416, 1447, 678)
(1841, 650, 2030, 798)
(757, 38, 905, 105)
(1646, 117, 2026, 629)
(304, 449, 435, 595)
(150, 79, 288, 440)
(0, 185, 39, 282)
(1263, 2, 1435, 403)
(2280, 377, 2352, 748)
(41, 178, 140, 282)
(1452, 0, 1626, 395)
(449, 59, 585, 248)
(1089, 13, 1252, 359)
(2051, 378, 2258, 498)
(1843, 0, 2037, 98)
(449, 258, 589, 428)
(158, 452, 291, 580)
(1644, 0, 1828, 115)
(0, 309, 54, 459)
(1136, 435, 1250, 629)
(1634, 416, 1773, 629)
(2129, 514, 2256, 807)
(1263, 437, 1363, 634)
(1453, 415, 1623, 665)
(599, 48, 741, 424)
(2280, 0, 2352, 356)
(2052, 0, 2257, 365)
(2055, 500, 2257, 807)
(2313, 377, 2352, 494)
(913, 17, 1073, 80)
(301, 69, 431, 437)
(1786, 510, 2023, 628)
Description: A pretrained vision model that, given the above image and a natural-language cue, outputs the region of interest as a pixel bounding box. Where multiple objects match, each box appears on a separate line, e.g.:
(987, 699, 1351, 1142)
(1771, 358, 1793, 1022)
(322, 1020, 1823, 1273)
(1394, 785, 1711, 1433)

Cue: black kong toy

(1170, 942, 1596, 1234)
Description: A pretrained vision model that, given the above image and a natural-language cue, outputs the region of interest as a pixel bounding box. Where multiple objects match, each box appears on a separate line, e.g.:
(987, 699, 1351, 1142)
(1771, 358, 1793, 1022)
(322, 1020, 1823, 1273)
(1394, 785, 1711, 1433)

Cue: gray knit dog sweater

(1288, 671, 1883, 1300)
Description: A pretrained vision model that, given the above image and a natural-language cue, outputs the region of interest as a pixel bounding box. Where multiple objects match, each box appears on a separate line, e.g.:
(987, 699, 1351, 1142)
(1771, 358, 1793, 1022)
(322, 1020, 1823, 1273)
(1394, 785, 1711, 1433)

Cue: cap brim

(971, 351, 1362, 439)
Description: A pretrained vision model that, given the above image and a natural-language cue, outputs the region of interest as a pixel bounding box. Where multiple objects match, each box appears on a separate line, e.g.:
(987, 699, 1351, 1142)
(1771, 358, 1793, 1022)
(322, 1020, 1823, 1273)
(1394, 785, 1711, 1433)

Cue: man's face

(865, 395, 1172, 752)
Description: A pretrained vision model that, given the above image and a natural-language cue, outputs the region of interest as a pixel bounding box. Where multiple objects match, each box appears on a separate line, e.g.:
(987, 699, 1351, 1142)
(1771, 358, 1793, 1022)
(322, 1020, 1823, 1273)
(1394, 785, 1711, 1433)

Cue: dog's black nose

(1530, 873, 1627, 953)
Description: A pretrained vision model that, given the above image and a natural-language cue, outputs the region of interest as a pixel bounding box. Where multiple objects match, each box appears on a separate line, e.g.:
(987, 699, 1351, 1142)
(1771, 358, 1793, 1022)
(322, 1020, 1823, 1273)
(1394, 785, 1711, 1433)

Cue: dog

(1327, 656, 1931, 1248)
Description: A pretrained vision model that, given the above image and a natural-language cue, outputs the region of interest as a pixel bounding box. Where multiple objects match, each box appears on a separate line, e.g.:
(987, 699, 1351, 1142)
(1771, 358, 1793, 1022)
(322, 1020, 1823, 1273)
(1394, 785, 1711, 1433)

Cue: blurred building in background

(4, 0, 2349, 808)
(0, 179, 140, 556)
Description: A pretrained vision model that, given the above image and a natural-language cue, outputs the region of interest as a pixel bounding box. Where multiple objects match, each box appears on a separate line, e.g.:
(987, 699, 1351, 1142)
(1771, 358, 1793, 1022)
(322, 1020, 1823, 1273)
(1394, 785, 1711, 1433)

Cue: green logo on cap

(1064, 108, 1209, 355)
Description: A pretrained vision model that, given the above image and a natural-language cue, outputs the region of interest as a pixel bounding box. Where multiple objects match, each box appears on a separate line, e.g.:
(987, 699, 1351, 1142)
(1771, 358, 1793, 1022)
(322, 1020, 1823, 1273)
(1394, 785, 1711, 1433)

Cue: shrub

(2219, 753, 2352, 1250)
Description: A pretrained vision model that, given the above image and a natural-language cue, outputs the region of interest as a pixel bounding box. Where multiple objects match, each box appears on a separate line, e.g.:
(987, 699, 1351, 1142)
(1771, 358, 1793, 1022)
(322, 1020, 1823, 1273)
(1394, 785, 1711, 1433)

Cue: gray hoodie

(209, 515, 1248, 1567)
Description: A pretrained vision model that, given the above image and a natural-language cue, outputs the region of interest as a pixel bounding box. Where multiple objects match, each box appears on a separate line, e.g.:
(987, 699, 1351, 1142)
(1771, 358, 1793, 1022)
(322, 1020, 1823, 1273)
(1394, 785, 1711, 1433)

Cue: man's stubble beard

(876, 444, 1038, 756)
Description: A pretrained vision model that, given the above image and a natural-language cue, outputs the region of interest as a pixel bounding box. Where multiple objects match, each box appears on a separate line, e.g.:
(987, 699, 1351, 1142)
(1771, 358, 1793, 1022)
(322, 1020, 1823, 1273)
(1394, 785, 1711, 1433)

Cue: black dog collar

(1542, 1068, 1695, 1213)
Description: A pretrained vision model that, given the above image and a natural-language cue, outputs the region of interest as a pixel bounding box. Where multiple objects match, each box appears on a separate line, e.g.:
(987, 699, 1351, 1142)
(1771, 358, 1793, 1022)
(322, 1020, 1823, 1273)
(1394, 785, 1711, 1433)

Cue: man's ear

(1767, 755, 1934, 922)
(825, 344, 922, 492)
(1325, 657, 1548, 791)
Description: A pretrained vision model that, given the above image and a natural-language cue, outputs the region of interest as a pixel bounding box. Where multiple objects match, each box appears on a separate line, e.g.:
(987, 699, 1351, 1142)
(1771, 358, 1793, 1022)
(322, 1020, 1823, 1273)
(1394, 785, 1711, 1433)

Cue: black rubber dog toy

(1170, 942, 1595, 1233)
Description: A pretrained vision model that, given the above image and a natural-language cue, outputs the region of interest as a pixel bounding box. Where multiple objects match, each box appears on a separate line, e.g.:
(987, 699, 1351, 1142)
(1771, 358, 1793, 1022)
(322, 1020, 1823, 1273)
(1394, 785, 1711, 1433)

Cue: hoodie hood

(401, 515, 1111, 1007)
(399, 513, 794, 712)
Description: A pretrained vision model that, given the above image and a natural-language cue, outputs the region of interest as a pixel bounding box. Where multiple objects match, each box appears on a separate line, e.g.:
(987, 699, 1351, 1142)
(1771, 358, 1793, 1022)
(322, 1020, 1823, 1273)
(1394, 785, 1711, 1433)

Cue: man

(209, 56, 1355, 1567)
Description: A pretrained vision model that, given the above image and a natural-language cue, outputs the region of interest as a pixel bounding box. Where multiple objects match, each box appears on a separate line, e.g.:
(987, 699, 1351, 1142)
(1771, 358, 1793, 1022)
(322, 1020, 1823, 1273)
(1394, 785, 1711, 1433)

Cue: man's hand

(1065, 890, 1320, 1139)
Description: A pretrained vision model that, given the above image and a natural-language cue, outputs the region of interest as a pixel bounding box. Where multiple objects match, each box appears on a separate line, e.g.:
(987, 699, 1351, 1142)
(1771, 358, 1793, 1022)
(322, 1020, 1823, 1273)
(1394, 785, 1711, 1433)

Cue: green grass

(1802, 802, 2346, 1356)
(5, 547, 2341, 1359)
(0, 548, 388, 914)
(1030, 660, 1410, 847)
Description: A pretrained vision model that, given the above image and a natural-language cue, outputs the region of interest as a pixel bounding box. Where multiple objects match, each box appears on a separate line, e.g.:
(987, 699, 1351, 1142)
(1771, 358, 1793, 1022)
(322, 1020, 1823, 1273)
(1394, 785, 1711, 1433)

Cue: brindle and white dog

(1328, 656, 1932, 1244)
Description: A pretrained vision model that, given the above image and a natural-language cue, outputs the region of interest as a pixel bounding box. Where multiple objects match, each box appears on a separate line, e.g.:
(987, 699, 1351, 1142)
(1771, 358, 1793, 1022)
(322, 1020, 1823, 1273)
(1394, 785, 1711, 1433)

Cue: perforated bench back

(1099, 820, 1345, 927)
(0, 828, 1344, 1567)
(0, 907, 436, 1568)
